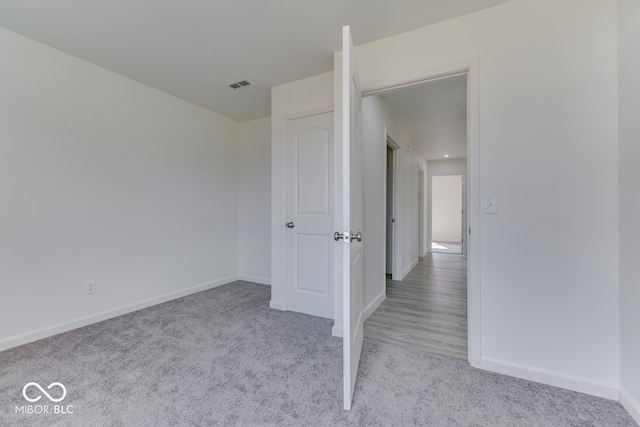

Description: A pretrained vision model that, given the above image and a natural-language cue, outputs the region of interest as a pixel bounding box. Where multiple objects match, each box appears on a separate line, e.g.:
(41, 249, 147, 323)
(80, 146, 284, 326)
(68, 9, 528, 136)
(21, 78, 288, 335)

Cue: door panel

(285, 112, 334, 319)
(336, 25, 364, 411)
(297, 128, 330, 214)
(296, 234, 329, 294)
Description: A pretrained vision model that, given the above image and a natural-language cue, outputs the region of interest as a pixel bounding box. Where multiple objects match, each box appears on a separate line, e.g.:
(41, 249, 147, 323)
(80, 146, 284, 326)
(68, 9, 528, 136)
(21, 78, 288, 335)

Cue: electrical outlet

(85, 280, 96, 295)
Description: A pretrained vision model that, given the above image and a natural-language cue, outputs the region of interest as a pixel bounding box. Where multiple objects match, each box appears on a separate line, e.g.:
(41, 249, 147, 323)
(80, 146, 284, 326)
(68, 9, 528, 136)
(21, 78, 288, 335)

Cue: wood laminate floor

(364, 253, 468, 360)
(431, 241, 462, 254)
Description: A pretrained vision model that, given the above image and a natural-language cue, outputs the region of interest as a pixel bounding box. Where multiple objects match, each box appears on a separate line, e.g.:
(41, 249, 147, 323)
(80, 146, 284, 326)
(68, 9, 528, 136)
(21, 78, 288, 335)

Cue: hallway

(364, 253, 468, 360)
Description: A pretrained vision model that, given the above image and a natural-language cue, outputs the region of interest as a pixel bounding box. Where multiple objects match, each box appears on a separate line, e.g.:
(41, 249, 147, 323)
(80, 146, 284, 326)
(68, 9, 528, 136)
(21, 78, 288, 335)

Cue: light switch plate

(485, 196, 498, 214)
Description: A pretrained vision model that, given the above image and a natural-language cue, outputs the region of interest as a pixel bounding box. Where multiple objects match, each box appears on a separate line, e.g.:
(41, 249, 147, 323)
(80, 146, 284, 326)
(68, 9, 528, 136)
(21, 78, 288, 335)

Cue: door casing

(361, 59, 480, 367)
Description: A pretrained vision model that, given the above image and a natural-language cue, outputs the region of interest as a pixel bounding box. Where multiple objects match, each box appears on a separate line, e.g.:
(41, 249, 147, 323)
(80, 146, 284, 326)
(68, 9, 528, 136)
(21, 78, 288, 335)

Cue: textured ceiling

(0, 0, 512, 121)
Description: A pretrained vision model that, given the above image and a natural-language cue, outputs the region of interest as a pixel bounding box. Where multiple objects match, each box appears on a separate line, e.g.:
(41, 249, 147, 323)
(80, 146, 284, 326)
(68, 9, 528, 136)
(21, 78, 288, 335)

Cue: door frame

(272, 106, 334, 313)
(361, 59, 480, 366)
(429, 173, 464, 254)
(283, 109, 335, 319)
(386, 134, 402, 281)
(418, 166, 425, 257)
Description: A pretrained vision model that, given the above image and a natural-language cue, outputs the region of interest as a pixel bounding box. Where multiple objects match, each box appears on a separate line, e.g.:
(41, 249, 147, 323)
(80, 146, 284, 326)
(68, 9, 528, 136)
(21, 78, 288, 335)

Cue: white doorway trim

(430, 174, 464, 254)
(426, 169, 467, 256)
(418, 166, 425, 257)
(361, 59, 480, 367)
(271, 105, 334, 313)
(386, 133, 402, 282)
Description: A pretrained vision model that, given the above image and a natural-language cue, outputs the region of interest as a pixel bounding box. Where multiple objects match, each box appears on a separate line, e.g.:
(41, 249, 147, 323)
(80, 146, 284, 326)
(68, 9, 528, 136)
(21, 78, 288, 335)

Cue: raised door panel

(296, 128, 330, 215)
(296, 234, 329, 295)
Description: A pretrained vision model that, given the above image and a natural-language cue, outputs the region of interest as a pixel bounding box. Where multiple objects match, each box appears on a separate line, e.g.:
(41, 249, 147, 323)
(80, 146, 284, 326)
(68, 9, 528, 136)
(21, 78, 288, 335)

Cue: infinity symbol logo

(22, 382, 67, 403)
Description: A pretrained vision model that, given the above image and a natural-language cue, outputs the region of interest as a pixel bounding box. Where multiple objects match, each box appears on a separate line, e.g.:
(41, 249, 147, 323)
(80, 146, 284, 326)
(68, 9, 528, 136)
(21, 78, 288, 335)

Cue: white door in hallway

(284, 111, 334, 319)
(336, 25, 364, 411)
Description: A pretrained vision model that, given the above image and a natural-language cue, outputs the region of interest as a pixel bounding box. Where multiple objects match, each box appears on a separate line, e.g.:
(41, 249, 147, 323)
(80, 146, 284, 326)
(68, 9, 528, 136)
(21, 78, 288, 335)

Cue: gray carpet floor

(0, 281, 636, 426)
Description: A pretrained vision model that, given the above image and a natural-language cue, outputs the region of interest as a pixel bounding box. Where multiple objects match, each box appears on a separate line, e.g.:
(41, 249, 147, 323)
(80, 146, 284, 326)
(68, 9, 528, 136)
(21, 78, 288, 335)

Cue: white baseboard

(269, 300, 285, 310)
(620, 387, 640, 425)
(332, 325, 343, 338)
(238, 275, 271, 285)
(363, 290, 385, 321)
(0, 276, 239, 352)
(481, 357, 619, 400)
(402, 258, 419, 280)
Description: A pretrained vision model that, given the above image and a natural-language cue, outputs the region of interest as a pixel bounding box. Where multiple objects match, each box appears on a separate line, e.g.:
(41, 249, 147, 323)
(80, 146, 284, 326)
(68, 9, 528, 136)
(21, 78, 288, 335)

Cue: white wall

(432, 175, 462, 242)
(354, 0, 619, 396)
(239, 118, 271, 284)
(0, 27, 240, 350)
(361, 95, 427, 316)
(361, 96, 389, 315)
(618, 0, 640, 421)
(367, 96, 428, 279)
(398, 147, 427, 277)
(427, 158, 467, 254)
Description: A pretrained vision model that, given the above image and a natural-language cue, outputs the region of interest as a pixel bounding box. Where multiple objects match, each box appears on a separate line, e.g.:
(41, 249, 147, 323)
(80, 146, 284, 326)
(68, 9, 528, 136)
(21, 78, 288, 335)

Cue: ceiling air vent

(228, 80, 252, 90)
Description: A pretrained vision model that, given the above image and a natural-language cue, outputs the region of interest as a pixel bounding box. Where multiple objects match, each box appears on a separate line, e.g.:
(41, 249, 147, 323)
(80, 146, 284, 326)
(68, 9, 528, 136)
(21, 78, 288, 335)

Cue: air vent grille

(228, 80, 252, 90)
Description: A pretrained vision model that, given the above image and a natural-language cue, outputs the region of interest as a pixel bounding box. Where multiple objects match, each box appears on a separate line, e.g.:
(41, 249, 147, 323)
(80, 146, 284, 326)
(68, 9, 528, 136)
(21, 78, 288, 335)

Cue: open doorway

(363, 71, 472, 361)
(418, 167, 425, 257)
(386, 145, 394, 275)
(431, 174, 463, 254)
(385, 136, 402, 282)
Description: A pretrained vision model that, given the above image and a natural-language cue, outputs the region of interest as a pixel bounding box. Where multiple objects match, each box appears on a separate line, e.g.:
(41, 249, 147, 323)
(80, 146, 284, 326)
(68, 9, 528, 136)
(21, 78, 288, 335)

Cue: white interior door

(285, 112, 334, 319)
(335, 25, 364, 411)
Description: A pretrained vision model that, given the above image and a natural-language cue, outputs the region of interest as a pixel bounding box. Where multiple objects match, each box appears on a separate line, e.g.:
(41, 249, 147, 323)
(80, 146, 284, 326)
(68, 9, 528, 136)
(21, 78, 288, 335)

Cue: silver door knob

(286, 222, 294, 228)
(334, 231, 362, 243)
